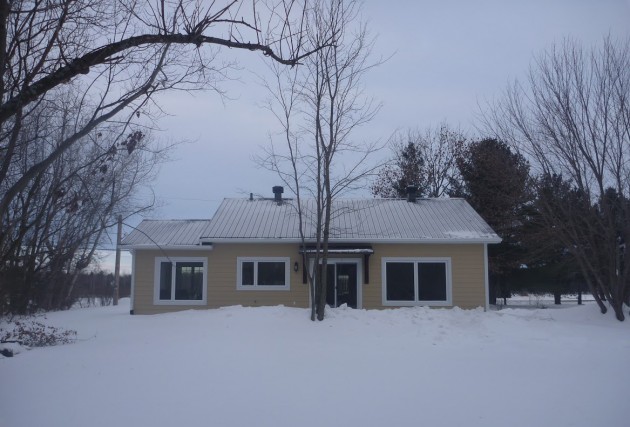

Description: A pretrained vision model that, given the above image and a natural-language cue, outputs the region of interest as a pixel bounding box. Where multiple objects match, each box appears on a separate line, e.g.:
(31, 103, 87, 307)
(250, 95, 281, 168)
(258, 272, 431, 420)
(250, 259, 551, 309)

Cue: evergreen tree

(372, 124, 464, 198)
(371, 141, 425, 198)
(457, 138, 532, 301)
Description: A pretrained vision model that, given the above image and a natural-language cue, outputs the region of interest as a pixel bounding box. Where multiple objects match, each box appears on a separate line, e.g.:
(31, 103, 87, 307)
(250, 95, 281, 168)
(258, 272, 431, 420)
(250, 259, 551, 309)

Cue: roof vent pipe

(406, 185, 417, 203)
(272, 186, 284, 203)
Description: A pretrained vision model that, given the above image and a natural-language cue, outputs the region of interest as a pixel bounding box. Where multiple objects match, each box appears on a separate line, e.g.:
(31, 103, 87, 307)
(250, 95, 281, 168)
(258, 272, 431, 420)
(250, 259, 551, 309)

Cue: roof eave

(199, 237, 502, 244)
(119, 244, 214, 250)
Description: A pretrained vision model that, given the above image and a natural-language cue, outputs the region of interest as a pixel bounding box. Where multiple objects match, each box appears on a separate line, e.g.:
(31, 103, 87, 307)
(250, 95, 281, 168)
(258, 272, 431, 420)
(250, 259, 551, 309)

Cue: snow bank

(1, 299, 628, 427)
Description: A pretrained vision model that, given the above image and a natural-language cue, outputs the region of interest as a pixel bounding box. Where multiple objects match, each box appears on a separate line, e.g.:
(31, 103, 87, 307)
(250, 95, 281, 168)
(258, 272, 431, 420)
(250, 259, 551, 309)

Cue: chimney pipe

(272, 186, 284, 203)
(406, 185, 417, 203)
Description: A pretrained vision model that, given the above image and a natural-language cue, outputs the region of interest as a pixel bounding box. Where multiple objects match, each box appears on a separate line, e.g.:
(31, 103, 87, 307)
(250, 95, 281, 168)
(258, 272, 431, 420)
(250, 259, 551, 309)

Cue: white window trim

(381, 257, 452, 307)
(236, 257, 291, 291)
(153, 257, 207, 306)
(484, 244, 490, 312)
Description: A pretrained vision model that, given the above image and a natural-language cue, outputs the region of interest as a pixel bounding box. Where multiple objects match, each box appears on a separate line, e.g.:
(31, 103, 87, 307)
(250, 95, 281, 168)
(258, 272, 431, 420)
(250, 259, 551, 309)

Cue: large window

(237, 257, 290, 290)
(382, 258, 451, 306)
(154, 257, 207, 305)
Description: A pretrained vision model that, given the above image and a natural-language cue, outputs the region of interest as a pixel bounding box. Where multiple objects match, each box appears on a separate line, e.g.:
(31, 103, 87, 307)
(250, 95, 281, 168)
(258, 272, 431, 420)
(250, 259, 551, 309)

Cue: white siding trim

(153, 257, 208, 306)
(130, 250, 136, 314)
(381, 257, 452, 307)
(484, 243, 489, 311)
(236, 257, 291, 291)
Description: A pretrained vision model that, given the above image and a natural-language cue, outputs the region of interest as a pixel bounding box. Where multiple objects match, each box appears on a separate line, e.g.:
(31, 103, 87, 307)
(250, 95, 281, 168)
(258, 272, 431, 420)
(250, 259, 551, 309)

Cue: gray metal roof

(122, 198, 500, 248)
(202, 198, 500, 243)
(121, 219, 213, 247)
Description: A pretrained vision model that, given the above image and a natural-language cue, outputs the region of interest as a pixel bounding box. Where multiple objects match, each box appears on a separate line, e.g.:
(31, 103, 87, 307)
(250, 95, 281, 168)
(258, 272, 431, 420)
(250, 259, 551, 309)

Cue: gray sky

(106, 0, 630, 273)
(150, 0, 630, 219)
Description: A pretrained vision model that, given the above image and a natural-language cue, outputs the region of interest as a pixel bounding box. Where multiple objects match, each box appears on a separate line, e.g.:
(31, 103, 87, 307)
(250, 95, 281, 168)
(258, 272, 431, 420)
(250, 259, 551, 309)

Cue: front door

(324, 262, 358, 308)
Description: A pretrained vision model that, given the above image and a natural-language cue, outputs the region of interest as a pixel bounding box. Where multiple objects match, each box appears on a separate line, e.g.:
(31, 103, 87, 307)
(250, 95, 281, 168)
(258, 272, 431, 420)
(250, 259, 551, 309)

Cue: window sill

(154, 299, 207, 306)
(383, 300, 452, 307)
(237, 285, 290, 292)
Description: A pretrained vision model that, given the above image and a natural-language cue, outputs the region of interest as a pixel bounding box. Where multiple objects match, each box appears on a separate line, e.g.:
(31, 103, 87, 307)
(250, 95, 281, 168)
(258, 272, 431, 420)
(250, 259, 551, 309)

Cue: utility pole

(113, 214, 122, 306)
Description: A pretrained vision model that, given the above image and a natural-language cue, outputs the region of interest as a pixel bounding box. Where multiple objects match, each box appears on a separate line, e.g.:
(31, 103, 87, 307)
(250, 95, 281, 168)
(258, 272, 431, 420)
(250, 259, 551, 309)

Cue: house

(121, 186, 501, 314)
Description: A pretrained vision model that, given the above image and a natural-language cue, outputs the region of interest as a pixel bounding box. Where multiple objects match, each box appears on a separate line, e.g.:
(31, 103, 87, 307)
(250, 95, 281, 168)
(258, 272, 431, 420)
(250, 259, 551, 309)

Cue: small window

(237, 258, 290, 290)
(154, 257, 207, 305)
(382, 258, 451, 306)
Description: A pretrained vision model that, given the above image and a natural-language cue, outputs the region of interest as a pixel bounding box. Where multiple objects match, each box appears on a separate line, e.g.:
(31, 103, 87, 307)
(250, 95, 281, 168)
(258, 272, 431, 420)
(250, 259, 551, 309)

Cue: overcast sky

(106, 0, 630, 272)
(149, 0, 630, 219)
(103, 0, 630, 268)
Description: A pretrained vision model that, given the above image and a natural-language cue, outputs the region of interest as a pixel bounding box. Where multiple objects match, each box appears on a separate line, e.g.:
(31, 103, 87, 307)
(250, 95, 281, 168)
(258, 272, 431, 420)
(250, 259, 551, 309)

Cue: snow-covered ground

(497, 293, 596, 309)
(1, 300, 628, 427)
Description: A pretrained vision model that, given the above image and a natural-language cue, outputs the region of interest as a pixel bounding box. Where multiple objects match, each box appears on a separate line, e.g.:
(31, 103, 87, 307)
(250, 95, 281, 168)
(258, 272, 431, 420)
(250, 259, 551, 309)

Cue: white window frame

(153, 257, 207, 305)
(381, 257, 452, 307)
(236, 257, 291, 291)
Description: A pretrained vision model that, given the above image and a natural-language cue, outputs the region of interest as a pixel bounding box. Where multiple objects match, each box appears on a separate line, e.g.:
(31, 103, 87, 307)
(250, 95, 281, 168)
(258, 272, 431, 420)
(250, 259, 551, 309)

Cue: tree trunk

(316, 259, 327, 321)
(612, 300, 625, 321)
(592, 288, 608, 314)
(611, 286, 625, 321)
(310, 255, 317, 322)
(316, 183, 332, 321)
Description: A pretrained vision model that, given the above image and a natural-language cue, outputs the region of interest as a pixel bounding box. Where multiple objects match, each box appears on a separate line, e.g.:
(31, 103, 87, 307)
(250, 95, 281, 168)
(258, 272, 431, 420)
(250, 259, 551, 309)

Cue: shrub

(0, 320, 77, 347)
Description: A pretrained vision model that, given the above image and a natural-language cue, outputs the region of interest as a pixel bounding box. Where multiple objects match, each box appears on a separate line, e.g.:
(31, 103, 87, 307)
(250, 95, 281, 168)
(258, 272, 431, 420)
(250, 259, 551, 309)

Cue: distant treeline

(73, 271, 131, 307)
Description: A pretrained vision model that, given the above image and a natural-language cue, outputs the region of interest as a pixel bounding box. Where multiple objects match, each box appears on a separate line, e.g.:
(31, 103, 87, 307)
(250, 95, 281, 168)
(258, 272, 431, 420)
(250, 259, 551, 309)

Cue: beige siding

(207, 244, 309, 309)
(133, 250, 209, 315)
(132, 245, 308, 315)
(132, 242, 487, 314)
(362, 243, 486, 310)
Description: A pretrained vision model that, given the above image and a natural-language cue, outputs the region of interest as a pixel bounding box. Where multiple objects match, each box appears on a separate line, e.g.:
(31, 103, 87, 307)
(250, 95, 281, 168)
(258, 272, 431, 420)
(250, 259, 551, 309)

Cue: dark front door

(324, 262, 358, 308)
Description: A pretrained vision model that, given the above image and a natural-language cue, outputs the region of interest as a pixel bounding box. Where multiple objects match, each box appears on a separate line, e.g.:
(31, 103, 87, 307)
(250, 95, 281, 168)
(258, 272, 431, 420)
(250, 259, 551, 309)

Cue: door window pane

(325, 264, 335, 307)
(418, 262, 447, 301)
(386, 262, 415, 301)
(336, 263, 358, 308)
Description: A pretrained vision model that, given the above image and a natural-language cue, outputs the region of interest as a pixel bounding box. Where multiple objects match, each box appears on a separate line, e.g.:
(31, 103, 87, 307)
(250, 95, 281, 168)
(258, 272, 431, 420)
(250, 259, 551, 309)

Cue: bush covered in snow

(1, 319, 76, 350)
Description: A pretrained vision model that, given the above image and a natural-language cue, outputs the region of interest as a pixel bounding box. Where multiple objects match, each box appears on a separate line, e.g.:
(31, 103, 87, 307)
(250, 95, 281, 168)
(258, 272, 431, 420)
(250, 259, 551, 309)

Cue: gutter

(119, 244, 214, 251)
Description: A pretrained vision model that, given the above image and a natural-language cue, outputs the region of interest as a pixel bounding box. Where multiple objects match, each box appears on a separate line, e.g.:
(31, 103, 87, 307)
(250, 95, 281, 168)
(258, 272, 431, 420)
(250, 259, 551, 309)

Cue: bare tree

(483, 36, 630, 320)
(0, 90, 164, 314)
(0, 0, 328, 223)
(372, 123, 465, 198)
(421, 125, 466, 197)
(260, 0, 382, 321)
(0, 1, 331, 313)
